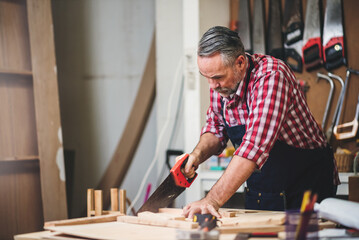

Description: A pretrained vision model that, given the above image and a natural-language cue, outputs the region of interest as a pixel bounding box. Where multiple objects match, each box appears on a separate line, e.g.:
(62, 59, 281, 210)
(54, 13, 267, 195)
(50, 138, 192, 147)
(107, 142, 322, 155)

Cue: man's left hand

(182, 197, 221, 219)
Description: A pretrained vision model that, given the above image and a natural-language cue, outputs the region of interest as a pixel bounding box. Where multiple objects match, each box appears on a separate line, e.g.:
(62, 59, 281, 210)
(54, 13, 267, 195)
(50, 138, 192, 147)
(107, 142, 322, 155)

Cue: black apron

(221, 56, 335, 211)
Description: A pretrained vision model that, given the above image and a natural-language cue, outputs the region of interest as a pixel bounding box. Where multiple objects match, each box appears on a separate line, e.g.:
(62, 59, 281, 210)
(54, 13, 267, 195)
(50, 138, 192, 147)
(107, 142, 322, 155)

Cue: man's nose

(208, 78, 219, 89)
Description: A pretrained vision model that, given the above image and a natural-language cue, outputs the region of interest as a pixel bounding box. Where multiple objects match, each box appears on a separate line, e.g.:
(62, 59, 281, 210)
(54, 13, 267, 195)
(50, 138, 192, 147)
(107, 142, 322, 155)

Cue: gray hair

(198, 26, 245, 66)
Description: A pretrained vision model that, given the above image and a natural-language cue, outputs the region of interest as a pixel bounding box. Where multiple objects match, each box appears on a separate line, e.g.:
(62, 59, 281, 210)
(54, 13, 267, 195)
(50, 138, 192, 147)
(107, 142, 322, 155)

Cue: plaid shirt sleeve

(201, 89, 228, 154)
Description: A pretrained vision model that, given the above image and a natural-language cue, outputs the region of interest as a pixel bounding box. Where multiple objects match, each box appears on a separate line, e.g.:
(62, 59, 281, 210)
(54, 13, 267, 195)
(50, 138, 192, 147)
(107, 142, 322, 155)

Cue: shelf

(0, 68, 33, 76)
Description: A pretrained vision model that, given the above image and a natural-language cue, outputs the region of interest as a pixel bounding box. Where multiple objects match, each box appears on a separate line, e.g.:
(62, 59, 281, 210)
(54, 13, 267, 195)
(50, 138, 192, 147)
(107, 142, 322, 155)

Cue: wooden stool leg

(87, 189, 94, 217)
(111, 188, 119, 211)
(94, 190, 103, 216)
(120, 189, 126, 214)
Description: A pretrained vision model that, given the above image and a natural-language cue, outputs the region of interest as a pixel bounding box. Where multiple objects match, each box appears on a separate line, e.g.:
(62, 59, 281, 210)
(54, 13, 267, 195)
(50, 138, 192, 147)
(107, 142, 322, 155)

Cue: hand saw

(283, 0, 303, 72)
(237, 0, 253, 54)
(267, 0, 284, 60)
(252, 0, 266, 54)
(137, 154, 197, 214)
(323, 0, 346, 70)
(302, 0, 323, 71)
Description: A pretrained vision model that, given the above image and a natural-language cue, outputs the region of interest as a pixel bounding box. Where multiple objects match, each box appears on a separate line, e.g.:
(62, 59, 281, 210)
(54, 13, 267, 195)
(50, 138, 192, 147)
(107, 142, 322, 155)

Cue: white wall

(52, 0, 231, 217)
(52, 0, 156, 217)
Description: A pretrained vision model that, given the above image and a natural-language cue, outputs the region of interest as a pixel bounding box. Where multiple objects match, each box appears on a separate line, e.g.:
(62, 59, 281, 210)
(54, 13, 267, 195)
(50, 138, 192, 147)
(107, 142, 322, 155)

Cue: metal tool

(333, 96, 359, 140)
(323, 0, 346, 70)
(317, 73, 335, 130)
(252, 0, 266, 54)
(302, 0, 323, 71)
(334, 69, 359, 130)
(267, 0, 283, 60)
(325, 72, 344, 141)
(238, 0, 252, 54)
(137, 154, 197, 214)
(333, 69, 359, 140)
(283, 0, 304, 72)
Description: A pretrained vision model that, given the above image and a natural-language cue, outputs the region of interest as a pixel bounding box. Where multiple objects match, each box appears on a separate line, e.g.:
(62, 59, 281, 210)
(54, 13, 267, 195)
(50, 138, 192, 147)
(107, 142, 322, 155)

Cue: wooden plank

(45, 222, 177, 240)
(117, 215, 198, 230)
(44, 214, 123, 227)
(218, 212, 286, 227)
(97, 33, 156, 209)
(27, 0, 68, 221)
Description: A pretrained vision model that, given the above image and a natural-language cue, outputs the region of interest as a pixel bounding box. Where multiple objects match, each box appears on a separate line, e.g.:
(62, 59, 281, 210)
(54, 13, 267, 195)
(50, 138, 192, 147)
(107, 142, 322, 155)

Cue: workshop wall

(52, 0, 157, 217)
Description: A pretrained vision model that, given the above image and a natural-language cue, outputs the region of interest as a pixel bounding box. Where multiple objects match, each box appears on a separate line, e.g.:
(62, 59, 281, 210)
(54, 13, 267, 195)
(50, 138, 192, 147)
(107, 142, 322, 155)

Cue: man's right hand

(175, 153, 199, 179)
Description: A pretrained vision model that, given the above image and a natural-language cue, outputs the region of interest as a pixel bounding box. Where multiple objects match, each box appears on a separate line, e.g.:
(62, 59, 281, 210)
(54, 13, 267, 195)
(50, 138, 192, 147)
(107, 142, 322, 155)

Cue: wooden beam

(96, 33, 156, 210)
(27, 0, 68, 221)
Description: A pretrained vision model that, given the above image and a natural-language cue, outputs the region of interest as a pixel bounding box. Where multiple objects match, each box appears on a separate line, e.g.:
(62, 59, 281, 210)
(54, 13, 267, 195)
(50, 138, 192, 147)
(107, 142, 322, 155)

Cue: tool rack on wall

(230, 0, 359, 171)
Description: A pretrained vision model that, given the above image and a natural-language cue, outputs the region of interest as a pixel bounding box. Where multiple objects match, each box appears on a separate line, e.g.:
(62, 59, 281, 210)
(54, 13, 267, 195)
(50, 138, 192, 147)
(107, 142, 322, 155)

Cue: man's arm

(182, 155, 256, 218)
(180, 132, 223, 178)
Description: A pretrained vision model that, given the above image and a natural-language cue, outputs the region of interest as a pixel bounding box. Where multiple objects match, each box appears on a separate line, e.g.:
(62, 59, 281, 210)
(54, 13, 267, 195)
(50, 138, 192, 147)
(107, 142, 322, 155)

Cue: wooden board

(27, 0, 68, 221)
(45, 222, 177, 240)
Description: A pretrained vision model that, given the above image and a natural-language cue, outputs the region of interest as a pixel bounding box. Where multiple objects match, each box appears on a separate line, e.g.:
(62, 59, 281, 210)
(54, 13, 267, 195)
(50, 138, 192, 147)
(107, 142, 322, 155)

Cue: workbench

(13, 208, 337, 240)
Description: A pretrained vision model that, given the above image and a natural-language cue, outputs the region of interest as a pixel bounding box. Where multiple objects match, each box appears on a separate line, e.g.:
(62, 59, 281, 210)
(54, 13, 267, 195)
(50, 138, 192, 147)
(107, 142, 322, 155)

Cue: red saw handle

(170, 153, 197, 188)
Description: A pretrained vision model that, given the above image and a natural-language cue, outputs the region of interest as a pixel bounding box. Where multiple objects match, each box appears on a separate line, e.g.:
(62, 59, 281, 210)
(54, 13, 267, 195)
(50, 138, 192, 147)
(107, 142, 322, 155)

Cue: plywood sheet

(45, 222, 177, 240)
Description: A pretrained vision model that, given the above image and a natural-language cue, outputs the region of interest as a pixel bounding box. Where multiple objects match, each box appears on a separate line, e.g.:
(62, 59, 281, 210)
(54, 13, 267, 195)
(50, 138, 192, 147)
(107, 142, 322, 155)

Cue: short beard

(215, 69, 242, 96)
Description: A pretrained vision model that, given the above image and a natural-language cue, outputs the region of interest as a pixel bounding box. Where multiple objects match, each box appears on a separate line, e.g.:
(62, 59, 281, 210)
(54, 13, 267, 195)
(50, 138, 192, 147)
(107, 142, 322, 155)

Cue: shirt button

(280, 192, 284, 197)
(258, 193, 262, 197)
(257, 200, 260, 204)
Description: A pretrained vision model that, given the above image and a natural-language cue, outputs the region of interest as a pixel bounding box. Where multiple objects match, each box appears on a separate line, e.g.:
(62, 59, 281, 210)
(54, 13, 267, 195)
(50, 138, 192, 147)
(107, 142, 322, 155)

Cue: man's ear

(235, 55, 246, 71)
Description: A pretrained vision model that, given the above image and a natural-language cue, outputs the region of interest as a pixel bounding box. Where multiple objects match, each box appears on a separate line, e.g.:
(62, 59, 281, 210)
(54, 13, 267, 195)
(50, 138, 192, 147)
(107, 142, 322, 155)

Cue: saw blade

(303, 0, 321, 42)
(137, 173, 185, 214)
(323, 0, 343, 46)
(238, 0, 252, 53)
(252, 0, 266, 54)
(267, 0, 283, 59)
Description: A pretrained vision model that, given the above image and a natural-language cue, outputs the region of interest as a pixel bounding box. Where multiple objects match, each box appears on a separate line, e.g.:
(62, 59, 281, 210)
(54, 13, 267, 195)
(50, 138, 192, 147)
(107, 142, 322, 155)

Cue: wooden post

(120, 189, 126, 214)
(87, 189, 94, 217)
(110, 188, 119, 211)
(94, 190, 103, 216)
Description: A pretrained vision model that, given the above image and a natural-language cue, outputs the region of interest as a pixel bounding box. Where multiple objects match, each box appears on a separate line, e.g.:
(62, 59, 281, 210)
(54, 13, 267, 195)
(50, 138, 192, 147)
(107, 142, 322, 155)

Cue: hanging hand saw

(237, 0, 253, 54)
(283, 0, 303, 72)
(137, 154, 197, 214)
(267, 0, 284, 60)
(252, 0, 266, 54)
(302, 0, 323, 71)
(323, 0, 346, 70)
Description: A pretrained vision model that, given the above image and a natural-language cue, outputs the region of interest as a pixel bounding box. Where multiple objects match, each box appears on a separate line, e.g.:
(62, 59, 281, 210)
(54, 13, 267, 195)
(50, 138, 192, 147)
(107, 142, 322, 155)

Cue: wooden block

(110, 188, 119, 211)
(44, 214, 123, 227)
(349, 176, 359, 202)
(158, 208, 183, 215)
(87, 189, 94, 217)
(94, 190, 103, 216)
(219, 210, 237, 218)
(120, 189, 126, 214)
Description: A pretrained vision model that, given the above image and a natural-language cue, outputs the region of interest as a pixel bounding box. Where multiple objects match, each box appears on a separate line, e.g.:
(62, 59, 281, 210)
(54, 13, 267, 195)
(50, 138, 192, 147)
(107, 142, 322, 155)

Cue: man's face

(198, 53, 245, 97)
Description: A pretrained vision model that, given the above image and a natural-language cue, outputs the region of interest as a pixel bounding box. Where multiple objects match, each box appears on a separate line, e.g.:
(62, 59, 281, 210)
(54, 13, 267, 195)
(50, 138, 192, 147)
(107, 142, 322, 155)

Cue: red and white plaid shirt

(201, 54, 339, 184)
